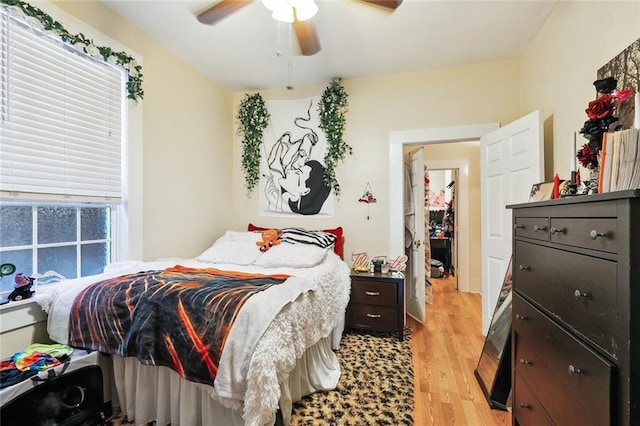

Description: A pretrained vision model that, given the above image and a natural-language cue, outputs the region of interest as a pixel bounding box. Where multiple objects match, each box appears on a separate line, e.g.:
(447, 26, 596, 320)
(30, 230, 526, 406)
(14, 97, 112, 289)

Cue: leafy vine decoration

(0, 0, 144, 102)
(237, 78, 350, 197)
(318, 78, 351, 197)
(237, 93, 270, 193)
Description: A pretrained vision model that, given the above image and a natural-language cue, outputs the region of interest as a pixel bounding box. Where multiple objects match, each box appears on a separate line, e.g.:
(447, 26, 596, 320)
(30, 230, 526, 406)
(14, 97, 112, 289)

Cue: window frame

(0, 2, 143, 299)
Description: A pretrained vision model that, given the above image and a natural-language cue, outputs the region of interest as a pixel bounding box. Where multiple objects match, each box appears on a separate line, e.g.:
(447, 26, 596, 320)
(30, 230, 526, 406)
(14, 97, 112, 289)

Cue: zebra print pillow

(279, 227, 337, 249)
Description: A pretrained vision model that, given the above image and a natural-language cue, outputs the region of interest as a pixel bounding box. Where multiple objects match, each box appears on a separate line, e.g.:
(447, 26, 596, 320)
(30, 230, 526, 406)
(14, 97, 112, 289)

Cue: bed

(36, 226, 351, 426)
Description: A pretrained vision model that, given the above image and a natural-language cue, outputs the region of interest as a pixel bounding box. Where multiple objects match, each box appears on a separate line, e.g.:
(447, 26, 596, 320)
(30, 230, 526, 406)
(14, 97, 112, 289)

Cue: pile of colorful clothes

(0, 343, 73, 389)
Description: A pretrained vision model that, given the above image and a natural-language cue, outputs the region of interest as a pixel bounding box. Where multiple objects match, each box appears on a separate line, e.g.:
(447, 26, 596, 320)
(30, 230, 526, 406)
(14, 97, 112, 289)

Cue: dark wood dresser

(508, 190, 640, 426)
(347, 271, 405, 341)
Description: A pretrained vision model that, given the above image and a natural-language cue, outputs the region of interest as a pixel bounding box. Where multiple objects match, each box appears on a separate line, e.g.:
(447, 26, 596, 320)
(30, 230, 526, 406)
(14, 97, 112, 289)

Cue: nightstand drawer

(351, 280, 397, 306)
(349, 304, 398, 331)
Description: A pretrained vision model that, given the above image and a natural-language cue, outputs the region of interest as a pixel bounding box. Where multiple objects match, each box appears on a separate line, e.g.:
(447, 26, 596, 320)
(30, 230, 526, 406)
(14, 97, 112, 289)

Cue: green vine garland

(237, 93, 270, 193)
(318, 78, 351, 197)
(1, 0, 144, 102)
(237, 78, 350, 197)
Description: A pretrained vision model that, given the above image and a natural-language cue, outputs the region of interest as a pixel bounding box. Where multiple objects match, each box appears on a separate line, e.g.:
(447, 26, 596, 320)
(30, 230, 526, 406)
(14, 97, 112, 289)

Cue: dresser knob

(366, 313, 381, 319)
(365, 291, 380, 296)
(515, 314, 527, 321)
(519, 404, 531, 410)
(533, 225, 547, 232)
(574, 289, 590, 299)
(568, 365, 581, 375)
(513, 224, 523, 230)
(518, 265, 530, 272)
(550, 227, 565, 235)
(519, 358, 531, 366)
(590, 229, 607, 240)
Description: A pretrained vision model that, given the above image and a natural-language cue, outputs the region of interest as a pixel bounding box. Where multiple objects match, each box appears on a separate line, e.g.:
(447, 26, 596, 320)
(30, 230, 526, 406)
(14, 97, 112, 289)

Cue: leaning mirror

(474, 256, 513, 411)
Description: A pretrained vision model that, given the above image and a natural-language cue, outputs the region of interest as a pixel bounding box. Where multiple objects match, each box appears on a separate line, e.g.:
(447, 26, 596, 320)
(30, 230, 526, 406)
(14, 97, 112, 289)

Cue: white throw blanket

(37, 252, 351, 426)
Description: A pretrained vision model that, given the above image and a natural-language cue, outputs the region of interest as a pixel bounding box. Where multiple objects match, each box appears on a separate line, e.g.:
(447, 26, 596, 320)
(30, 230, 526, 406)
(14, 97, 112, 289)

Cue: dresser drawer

(514, 334, 603, 426)
(514, 217, 550, 241)
(351, 280, 397, 306)
(515, 241, 618, 357)
(513, 295, 613, 425)
(348, 304, 398, 331)
(513, 372, 552, 425)
(550, 217, 618, 253)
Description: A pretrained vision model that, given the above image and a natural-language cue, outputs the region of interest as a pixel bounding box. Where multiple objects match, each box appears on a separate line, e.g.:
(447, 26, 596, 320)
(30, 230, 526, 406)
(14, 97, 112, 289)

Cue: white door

(480, 110, 543, 334)
(406, 148, 426, 323)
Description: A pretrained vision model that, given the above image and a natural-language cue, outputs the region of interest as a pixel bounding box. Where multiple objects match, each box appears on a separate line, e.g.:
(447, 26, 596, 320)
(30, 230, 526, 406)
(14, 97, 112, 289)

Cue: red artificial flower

(612, 89, 634, 106)
(577, 144, 599, 169)
(585, 94, 614, 120)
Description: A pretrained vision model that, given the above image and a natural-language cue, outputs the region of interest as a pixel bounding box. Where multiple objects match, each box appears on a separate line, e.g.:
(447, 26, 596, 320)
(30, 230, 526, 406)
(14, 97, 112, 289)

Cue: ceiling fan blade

(293, 19, 321, 56)
(358, 0, 403, 10)
(196, 0, 253, 25)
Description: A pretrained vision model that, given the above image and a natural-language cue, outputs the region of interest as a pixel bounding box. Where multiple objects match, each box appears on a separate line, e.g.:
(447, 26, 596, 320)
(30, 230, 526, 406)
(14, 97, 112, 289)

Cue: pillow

(197, 233, 262, 265)
(248, 224, 344, 259)
(280, 227, 336, 248)
(253, 242, 328, 268)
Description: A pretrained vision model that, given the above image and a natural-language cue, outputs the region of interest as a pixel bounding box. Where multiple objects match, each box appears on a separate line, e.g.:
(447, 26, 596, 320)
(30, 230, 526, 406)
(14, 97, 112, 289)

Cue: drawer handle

(513, 224, 523, 230)
(533, 225, 547, 232)
(365, 291, 380, 296)
(518, 265, 530, 272)
(574, 289, 591, 299)
(366, 313, 381, 318)
(519, 358, 531, 366)
(515, 314, 527, 321)
(519, 404, 531, 410)
(550, 226, 565, 235)
(568, 365, 581, 375)
(589, 229, 607, 240)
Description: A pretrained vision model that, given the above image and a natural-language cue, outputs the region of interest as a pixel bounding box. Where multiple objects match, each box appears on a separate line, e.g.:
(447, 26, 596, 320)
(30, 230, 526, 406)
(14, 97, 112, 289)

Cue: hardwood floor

(408, 276, 512, 425)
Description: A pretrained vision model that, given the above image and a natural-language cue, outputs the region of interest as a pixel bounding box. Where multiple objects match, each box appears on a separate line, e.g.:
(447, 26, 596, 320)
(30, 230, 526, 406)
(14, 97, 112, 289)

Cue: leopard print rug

(290, 328, 414, 425)
(109, 328, 414, 426)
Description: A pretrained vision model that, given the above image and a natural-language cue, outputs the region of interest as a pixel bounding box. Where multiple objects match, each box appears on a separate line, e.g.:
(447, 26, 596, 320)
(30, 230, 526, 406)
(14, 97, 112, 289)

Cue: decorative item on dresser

(508, 190, 640, 426)
(347, 271, 405, 341)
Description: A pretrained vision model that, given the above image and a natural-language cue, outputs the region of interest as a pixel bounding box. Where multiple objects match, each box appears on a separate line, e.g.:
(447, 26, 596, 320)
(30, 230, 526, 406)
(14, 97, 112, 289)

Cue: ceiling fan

(196, 0, 403, 56)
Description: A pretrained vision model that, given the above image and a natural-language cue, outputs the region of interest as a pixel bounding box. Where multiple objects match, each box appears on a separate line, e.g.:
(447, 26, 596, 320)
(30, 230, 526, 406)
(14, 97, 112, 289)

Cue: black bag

(1, 364, 107, 426)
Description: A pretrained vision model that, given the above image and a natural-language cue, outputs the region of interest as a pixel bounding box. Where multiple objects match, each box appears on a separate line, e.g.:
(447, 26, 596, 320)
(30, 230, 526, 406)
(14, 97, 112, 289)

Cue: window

(0, 9, 126, 294)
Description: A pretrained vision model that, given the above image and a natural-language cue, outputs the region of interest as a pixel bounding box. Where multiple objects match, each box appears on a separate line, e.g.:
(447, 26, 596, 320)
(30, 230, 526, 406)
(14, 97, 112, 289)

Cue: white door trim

(389, 123, 499, 293)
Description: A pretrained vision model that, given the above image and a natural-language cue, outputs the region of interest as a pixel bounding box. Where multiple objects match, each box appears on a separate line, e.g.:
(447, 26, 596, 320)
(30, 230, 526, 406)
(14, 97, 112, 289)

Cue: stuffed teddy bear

(256, 229, 281, 252)
(8, 273, 35, 301)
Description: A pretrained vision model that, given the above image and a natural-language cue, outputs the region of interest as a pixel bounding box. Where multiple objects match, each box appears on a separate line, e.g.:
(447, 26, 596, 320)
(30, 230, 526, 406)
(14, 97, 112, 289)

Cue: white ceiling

(100, 0, 558, 92)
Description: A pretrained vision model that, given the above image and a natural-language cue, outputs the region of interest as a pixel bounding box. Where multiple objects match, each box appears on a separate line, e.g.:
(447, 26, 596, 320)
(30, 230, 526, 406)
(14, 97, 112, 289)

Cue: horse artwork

(260, 97, 334, 217)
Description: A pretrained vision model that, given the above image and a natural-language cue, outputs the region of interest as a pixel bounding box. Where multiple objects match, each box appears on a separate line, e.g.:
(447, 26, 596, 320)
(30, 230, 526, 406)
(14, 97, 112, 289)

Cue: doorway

(426, 168, 458, 289)
(389, 122, 499, 299)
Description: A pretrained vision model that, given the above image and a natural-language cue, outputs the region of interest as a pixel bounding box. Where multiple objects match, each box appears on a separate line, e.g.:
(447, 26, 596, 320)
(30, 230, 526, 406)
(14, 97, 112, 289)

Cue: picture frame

(528, 181, 556, 202)
(474, 257, 513, 411)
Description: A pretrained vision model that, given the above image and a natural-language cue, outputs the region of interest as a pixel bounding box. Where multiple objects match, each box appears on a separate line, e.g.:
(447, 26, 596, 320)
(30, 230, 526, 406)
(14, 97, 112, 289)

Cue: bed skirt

(111, 335, 340, 426)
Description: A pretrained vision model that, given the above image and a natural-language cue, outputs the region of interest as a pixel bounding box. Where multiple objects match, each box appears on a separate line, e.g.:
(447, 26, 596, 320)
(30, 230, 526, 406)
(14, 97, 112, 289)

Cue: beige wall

(519, 1, 640, 179)
(52, 0, 235, 261)
(231, 60, 520, 266)
(10, 0, 639, 271)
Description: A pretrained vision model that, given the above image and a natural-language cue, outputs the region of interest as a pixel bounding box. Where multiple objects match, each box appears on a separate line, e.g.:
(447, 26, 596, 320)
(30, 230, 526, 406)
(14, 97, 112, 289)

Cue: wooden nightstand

(346, 271, 405, 341)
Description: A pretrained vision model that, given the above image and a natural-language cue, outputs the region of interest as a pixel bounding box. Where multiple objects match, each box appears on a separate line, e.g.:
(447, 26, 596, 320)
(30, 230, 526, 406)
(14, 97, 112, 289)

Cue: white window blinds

(0, 10, 124, 202)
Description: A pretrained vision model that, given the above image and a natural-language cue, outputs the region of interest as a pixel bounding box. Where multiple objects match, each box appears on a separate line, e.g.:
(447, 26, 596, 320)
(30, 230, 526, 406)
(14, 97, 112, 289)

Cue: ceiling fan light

(293, 0, 318, 21)
(272, 8, 294, 22)
(262, 0, 295, 22)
